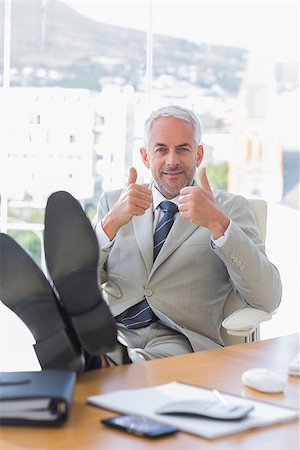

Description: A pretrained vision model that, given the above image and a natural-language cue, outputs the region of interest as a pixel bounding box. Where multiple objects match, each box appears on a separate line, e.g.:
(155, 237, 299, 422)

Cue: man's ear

(140, 147, 150, 168)
(196, 144, 204, 167)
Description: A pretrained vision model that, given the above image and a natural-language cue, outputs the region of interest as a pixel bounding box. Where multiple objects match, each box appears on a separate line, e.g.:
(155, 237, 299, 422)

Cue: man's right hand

(101, 167, 152, 240)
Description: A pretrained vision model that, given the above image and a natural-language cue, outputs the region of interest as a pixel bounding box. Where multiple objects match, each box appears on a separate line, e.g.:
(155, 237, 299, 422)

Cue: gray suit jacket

(93, 184, 282, 351)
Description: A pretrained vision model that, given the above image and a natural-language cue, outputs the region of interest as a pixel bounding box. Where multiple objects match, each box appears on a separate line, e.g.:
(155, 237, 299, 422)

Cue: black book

(0, 369, 76, 426)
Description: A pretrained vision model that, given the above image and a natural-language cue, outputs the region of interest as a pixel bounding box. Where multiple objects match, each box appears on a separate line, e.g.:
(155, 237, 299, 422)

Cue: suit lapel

(132, 205, 154, 274)
(150, 215, 199, 275)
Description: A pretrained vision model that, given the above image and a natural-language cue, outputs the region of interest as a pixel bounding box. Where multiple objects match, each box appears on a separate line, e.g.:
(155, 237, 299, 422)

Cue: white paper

(87, 382, 299, 439)
(0, 398, 50, 412)
(0, 398, 62, 421)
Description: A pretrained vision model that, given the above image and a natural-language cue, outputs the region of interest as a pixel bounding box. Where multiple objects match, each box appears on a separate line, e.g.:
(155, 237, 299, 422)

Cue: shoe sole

(0, 233, 83, 372)
(44, 191, 117, 355)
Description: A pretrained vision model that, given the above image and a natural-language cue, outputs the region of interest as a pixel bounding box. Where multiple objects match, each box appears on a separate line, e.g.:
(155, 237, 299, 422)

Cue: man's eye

(156, 147, 167, 153)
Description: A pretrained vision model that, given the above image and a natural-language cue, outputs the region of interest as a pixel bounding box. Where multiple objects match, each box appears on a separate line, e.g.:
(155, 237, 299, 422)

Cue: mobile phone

(101, 414, 178, 438)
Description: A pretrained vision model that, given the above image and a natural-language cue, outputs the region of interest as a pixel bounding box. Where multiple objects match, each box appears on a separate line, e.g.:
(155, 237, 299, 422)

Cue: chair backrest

(221, 198, 267, 345)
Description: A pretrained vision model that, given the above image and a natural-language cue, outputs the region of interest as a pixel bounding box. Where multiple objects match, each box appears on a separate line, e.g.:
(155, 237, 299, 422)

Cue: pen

(212, 389, 229, 406)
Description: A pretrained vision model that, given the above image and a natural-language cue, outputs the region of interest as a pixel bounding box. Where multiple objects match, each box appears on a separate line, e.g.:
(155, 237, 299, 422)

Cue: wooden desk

(1, 334, 299, 450)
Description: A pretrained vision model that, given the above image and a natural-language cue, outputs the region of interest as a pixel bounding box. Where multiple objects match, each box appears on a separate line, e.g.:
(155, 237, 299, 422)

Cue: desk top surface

(1, 333, 299, 450)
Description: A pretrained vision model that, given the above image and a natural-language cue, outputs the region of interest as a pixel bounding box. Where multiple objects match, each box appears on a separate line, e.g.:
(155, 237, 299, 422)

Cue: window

(0, 0, 299, 369)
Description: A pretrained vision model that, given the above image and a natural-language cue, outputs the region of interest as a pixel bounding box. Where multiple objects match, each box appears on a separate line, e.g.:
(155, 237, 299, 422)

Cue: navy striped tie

(153, 201, 178, 261)
(118, 201, 178, 329)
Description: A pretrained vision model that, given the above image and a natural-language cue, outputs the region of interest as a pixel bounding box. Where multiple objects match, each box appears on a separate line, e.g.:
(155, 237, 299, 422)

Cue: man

(0, 105, 282, 371)
(93, 105, 282, 362)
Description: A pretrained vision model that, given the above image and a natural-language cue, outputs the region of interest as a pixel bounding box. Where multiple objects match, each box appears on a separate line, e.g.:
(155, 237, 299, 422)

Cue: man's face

(140, 116, 203, 199)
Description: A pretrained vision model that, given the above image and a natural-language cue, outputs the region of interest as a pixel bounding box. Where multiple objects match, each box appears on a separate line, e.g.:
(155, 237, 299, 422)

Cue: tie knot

(159, 201, 178, 216)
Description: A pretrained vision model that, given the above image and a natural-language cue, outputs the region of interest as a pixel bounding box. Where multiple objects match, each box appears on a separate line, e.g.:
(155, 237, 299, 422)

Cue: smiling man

(93, 105, 282, 365)
(141, 114, 201, 199)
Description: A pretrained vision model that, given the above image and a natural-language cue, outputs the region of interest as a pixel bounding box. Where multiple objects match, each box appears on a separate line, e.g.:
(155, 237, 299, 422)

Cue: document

(87, 381, 298, 439)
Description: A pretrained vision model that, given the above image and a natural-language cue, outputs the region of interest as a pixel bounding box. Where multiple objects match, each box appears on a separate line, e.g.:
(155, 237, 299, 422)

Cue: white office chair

(221, 198, 275, 345)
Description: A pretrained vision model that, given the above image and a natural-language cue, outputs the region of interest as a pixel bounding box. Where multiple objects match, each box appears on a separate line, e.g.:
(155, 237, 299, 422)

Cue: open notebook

(87, 381, 298, 439)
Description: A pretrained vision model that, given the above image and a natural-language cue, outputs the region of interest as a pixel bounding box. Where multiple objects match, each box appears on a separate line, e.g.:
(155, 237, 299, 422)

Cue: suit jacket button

(145, 289, 152, 296)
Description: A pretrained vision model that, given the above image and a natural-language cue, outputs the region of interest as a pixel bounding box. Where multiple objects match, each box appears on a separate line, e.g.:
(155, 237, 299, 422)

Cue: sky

(61, 0, 299, 63)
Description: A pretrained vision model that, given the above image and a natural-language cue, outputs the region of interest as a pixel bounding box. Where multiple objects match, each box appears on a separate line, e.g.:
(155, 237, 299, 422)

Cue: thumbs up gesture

(127, 167, 138, 186)
(178, 167, 229, 238)
(199, 166, 213, 193)
(101, 167, 152, 240)
(124, 167, 152, 218)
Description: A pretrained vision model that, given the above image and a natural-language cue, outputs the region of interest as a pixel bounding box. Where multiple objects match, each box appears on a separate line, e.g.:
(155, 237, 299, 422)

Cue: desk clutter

(0, 370, 76, 426)
(88, 381, 298, 440)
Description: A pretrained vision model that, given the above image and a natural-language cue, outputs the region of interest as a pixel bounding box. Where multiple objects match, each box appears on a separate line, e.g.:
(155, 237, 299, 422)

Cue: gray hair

(144, 105, 202, 147)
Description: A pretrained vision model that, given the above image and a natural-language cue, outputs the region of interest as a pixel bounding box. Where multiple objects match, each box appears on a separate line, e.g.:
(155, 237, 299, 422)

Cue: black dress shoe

(0, 233, 84, 372)
(44, 191, 117, 355)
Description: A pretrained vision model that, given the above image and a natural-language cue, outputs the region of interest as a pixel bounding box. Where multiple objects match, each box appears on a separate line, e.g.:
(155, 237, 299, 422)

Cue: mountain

(0, 0, 297, 94)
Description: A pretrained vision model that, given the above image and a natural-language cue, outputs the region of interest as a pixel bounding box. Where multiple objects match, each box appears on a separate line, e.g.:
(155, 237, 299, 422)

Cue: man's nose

(166, 150, 180, 166)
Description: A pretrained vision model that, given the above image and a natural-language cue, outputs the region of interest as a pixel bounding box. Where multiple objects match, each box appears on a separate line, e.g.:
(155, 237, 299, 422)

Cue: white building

(229, 53, 283, 201)
(93, 85, 137, 191)
(0, 87, 95, 201)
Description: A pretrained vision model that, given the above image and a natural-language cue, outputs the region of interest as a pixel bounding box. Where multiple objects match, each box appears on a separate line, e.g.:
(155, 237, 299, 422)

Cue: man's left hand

(178, 167, 230, 239)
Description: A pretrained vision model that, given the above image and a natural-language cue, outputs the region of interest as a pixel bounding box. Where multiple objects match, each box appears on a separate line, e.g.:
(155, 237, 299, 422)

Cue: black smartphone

(101, 414, 178, 438)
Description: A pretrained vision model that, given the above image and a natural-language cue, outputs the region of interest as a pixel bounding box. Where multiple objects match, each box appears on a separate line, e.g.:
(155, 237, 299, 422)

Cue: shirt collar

(152, 184, 179, 210)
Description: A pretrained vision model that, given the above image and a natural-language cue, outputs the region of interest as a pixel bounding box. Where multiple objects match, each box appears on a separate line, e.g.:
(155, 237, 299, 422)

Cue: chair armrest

(222, 307, 274, 337)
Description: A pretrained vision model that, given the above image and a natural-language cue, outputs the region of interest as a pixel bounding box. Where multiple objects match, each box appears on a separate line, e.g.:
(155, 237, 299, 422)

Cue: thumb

(199, 167, 212, 193)
(127, 167, 138, 186)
